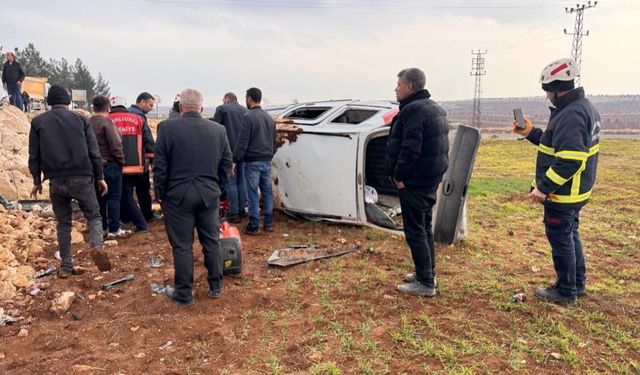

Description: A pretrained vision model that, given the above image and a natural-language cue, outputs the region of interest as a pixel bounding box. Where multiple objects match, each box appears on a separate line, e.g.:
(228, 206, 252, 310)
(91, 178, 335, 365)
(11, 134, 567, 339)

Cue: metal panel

(433, 125, 481, 244)
(272, 132, 360, 221)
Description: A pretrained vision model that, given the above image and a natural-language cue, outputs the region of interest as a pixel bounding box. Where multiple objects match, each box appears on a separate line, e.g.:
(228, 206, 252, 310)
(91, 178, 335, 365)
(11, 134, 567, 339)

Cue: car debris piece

(148, 255, 165, 268)
(159, 340, 173, 350)
(511, 293, 527, 303)
(0, 310, 18, 326)
(150, 283, 166, 294)
(32, 265, 56, 279)
(101, 274, 135, 290)
(267, 244, 357, 267)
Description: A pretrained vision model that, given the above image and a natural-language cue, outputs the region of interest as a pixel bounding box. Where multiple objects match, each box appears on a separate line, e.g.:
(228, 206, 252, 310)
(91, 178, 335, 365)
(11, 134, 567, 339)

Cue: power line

(564, 1, 598, 86)
(470, 50, 487, 128)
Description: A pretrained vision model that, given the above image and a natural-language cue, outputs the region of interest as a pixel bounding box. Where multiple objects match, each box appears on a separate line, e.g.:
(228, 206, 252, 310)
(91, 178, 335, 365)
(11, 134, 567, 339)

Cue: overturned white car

(271, 100, 480, 244)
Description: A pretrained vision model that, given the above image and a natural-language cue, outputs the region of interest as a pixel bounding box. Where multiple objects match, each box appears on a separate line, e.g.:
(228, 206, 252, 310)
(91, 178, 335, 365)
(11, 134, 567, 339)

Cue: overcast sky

(3, 0, 639, 106)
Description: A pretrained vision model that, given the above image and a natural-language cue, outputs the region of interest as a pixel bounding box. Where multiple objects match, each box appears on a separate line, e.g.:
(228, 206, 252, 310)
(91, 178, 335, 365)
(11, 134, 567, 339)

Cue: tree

(94, 73, 110, 97)
(15, 43, 52, 78)
(49, 58, 74, 89)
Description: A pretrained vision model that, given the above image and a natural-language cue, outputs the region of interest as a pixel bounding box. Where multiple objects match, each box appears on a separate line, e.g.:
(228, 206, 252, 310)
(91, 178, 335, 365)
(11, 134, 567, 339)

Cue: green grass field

(239, 138, 640, 375)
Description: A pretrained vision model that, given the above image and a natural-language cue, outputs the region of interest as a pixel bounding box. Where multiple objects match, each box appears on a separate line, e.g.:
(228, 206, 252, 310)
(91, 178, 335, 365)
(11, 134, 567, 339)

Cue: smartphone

(513, 108, 525, 130)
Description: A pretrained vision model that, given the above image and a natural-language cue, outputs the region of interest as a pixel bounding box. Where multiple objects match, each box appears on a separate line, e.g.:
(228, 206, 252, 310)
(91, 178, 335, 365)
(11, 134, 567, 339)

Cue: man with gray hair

(386, 68, 449, 297)
(154, 88, 232, 305)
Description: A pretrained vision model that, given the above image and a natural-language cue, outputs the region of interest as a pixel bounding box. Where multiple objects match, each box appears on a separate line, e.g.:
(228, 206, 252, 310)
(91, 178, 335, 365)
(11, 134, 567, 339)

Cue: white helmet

(540, 58, 579, 92)
(110, 96, 127, 107)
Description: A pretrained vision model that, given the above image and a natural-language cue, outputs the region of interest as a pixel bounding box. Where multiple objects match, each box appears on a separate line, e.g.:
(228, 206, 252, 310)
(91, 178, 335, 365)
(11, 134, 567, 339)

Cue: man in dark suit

(153, 88, 232, 306)
(212, 92, 248, 223)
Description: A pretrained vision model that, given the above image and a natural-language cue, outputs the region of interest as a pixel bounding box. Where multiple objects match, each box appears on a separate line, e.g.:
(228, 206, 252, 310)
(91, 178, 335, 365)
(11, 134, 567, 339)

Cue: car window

(284, 107, 331, 120)
(330, 109, 379, 125)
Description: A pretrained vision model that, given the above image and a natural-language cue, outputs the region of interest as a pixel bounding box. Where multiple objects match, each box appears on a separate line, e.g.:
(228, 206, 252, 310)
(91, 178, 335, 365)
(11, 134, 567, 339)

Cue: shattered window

(330, 109, 378, 125)
(284, 107, 331, 120)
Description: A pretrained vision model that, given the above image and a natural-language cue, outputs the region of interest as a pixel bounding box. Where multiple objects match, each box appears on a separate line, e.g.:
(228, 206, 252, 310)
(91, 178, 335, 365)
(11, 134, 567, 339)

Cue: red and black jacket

(109, 107, 152, 175)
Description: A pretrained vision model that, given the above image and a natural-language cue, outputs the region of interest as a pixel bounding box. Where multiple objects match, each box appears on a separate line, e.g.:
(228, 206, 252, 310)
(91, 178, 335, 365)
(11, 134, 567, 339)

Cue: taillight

(383, 109, 399, 125)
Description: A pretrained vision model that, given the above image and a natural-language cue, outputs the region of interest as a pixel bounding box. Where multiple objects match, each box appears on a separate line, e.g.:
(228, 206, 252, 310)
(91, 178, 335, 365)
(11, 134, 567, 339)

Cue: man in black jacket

(2, 51, 26, 111)
(154, 88, 232, 305)
(29, 85, 112, 277)
(513, 58, 600, 306)
(233, 87, 277, 235)
(212, 92, 248, 223)
(386, 68, 449, 297)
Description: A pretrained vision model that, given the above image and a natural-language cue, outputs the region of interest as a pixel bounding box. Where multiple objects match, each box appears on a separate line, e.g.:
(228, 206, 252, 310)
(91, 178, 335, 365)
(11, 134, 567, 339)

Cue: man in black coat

(28, 85, 112, 277)
(154, 88, 232, 305)
(212, 92, 248, 222)
(386, 68, 449, 297)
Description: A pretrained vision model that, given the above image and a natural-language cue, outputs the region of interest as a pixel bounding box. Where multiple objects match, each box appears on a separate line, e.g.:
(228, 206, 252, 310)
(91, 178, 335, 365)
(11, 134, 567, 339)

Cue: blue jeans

(245, 161, 273, 230)
(121, 174, 148, 231)
(97, 162, 123, 233)
(7, 83, 23, 111)
(544, 205, 586, 299)
(227, 162, 246, 215)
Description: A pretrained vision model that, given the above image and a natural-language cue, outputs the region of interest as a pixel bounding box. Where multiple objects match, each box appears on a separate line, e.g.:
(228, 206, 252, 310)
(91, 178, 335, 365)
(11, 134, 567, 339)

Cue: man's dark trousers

(121, 174, 148, 231)
(544, 205, 585, 299)
(7, 83, 23, 111)
(399, 184, 438, 288)
(162, 184, 223, 302)
(135, 171, 154, 220)
(50, 176, 103, 271)
(97, 162, 123, 233)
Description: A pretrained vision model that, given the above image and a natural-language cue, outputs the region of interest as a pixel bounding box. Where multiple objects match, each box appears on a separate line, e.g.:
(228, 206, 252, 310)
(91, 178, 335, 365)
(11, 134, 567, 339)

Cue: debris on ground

(511, 293, 527, 303)
(50, 291, 76, 314)
(159, 340, 173, 350)
(267, 244, 357, 267)
(101, 274, 135, 290)
(150, 283, 166, 294)
(32, 265, 56, 279)
(148, 255, 165, 268)
(0, 308, 18, 326)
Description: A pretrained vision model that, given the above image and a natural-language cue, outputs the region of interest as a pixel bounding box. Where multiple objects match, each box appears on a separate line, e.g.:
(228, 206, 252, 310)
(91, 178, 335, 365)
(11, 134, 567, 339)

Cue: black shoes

(226, 213, 243, 224)
(535, 286, 577, 306)
(241, 225, 261, 236)
(164, 286, 195, 306)
(208, 289, 222, 299)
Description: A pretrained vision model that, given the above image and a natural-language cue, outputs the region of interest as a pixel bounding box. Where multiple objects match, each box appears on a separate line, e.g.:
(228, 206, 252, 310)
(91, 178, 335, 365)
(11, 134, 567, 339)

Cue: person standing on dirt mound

(212, 92, 248, 223)
(513, 58, 600, 306)
(386, 68, 449, 298)
(128, 92, 157, 222)
(154, 88, 232, 305)
(2, 51, 26, 111)
(28, 85, 112, 277)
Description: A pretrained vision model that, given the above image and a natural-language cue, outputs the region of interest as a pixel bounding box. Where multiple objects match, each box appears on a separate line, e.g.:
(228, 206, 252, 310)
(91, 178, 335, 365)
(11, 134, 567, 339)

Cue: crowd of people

(24, 56, 599, 307)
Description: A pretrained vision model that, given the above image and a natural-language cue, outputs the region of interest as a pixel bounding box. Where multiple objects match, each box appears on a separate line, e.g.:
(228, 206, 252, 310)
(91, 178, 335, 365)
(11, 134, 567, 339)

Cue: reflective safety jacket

(109, 107, 153, 175)
(526, 87, 600, 208)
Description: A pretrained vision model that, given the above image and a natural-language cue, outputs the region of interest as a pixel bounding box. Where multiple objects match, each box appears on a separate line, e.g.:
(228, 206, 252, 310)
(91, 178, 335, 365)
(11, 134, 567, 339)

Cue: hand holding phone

(513, 108, 525, 129)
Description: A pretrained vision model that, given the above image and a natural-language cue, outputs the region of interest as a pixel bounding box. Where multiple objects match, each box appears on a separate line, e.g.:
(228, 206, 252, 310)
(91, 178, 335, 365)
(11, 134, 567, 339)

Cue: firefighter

(513, 58, 601, 306)
(108, 96, 153, 233)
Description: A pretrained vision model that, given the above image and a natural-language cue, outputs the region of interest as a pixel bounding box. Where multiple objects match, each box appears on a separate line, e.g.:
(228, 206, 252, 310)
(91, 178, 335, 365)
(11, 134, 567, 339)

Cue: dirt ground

(0, 139, 639, 375)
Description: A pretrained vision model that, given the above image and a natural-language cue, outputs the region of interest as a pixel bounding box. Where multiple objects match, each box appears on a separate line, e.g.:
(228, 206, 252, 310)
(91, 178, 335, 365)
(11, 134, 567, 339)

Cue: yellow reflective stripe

(548, 190, 592, 204)
(538, 144, 599, 158)
(556, 150, 588, 161)
(546, 168, 569, 186)
(538, 144, 555, 156)
(571, 162, 586, 196)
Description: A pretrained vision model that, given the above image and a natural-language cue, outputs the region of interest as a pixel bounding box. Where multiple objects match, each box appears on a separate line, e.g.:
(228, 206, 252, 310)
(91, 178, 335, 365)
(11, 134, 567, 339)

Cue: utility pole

(470, 50, 487, 128)
(564, 1, 597, 86)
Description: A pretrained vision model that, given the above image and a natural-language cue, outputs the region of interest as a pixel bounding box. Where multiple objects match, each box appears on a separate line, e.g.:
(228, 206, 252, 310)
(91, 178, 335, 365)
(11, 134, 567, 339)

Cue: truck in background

(21, 76, 49, 112)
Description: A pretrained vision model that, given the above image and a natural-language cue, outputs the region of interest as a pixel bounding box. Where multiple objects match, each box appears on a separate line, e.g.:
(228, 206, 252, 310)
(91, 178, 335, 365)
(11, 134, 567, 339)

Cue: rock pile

(0, 104, 49, 200)
(0, 207, 60, 300)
